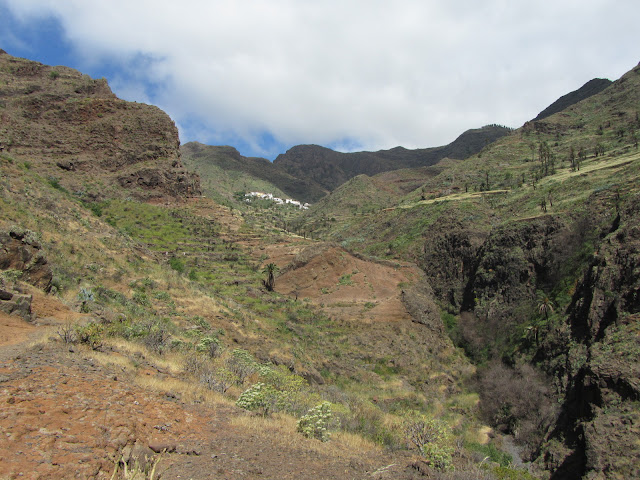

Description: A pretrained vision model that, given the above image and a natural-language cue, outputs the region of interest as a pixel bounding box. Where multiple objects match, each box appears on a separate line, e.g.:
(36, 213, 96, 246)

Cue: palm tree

(538, 296, 554, 321)
(262, 263, 279, 292)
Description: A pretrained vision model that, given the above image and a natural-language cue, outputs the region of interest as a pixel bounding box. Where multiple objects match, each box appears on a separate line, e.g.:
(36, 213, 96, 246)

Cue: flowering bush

(296, 402, 332, 442)
(235, 382, 278, 415)
(197, 336, 222, 358)
(225, 349, 258, 384)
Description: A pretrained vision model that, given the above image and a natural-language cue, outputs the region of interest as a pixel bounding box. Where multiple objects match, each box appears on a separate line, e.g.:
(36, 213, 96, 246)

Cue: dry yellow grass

(135, 375, 234, 408)
(82, 347, 136, 372)
(172, 291, 227, 318)
(229, 413, 382, 460)
(107, 338, 183, 375)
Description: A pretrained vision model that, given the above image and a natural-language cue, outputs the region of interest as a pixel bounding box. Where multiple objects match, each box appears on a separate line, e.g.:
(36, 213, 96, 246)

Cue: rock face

(414, 187, 640, 478)
(546, 197, 640, 480)
(0, 288, 33, 322)
(0, 228, 52, 292)
(0, 50, 200, 201)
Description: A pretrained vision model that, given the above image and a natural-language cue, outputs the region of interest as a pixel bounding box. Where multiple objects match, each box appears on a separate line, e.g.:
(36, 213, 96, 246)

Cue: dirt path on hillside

(0, 292, 425, 480)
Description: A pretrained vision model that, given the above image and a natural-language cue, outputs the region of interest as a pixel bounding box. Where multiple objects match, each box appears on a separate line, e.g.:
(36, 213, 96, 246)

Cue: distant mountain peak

(533, 78, 612, 121)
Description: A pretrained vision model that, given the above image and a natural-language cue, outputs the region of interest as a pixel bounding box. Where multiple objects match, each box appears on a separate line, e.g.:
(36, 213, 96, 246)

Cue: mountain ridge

(181, 141, 328, 204)
(533, 77, 612, 121)
(273, 125, 512, 191)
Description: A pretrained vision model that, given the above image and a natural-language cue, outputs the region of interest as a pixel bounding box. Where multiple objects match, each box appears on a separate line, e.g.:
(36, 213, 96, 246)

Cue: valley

(1, 49, 639, 480)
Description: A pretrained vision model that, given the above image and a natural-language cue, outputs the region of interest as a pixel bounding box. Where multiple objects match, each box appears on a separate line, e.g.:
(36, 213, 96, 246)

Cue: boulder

(0, 229, 52, 292)
(0, 289, 33, 321)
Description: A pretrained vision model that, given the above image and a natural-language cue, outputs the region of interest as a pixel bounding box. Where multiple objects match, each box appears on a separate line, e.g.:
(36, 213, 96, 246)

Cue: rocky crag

(0, 50, 200, 201)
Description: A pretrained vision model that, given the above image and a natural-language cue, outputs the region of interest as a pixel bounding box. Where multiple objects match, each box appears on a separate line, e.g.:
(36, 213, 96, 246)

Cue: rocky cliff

(418, 189, 640, 478)
(0, 50, 200, 201)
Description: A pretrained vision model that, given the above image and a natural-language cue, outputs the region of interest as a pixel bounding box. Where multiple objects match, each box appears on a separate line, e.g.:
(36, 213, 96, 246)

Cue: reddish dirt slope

(262, 243, 422, 324)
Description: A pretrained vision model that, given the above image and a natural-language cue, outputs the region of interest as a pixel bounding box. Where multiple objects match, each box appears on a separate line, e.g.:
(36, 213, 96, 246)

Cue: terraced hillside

(2, 48, 639, 480)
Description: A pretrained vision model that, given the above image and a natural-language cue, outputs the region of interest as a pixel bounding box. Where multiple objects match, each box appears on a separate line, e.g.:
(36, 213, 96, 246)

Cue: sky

(1, 1, 639, 160)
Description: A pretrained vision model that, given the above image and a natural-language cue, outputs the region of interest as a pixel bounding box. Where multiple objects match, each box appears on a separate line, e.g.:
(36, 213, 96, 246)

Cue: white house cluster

(245, 192, 310, 210)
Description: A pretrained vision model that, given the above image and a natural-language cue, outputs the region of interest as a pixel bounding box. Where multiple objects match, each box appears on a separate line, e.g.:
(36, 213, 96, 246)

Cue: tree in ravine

(538, 296, 554, 321)
(262, 263, 279, 291)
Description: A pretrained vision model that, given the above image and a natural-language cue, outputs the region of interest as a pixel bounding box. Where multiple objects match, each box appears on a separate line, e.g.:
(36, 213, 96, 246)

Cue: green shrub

(258, 364, 310, 415)
(75, 322, 103, 350)
(405, 415, 455, 471)
(488, 465, 537, 480)
(85, 202, 103, 217)
(225, 349, 258, 384)
(197, 336, 223, 358)
(190, 315, 211, 330)
(467, 441, 512, 467)
(153, 291, 172, 302)
(48, 176, 68, 193)
(132, 291, 151, 307)
(0, 268, 22, 285)
(169, 257, 185, 273)
(78, 287, 95, 313)
(297, 402, 332, 441)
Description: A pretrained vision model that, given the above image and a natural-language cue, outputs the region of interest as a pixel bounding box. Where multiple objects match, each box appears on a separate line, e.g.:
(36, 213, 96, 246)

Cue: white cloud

(3, 0, 640, 157)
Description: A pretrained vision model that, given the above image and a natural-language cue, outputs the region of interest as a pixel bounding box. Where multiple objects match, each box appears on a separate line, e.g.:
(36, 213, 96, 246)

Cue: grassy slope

(8, 53, 639, 479)
(287, 62, 640, 479)
(181, 143, 291, 207)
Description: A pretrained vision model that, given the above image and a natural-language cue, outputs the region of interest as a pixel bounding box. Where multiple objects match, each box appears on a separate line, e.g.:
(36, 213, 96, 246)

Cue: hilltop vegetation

(181, 141, 328, 204)
(533, 78, 612, 121)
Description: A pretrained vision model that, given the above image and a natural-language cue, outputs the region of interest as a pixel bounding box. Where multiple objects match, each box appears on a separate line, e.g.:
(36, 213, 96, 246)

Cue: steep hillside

(533, 78, 612, 121)
(0, 52, 515, 480)
(181, 141, 328, 204)
(0, 50, 199, 201)
(273, 125, 512, 191)
(298, 61, 640, 479)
